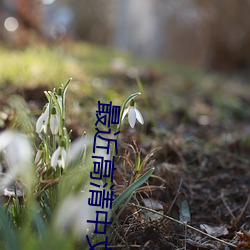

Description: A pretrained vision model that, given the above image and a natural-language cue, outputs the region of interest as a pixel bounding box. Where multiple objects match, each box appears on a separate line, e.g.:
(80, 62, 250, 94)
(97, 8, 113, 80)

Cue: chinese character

(93, 128, 120, 155)
(95, 101, 121, 127)
(111, 105, 120, 125)
(90, 156, 116, 182)
(87, 211, 112, 234)
(86, 235, 111, 250)
(95, 101, 112, 127)
(88, 183, 114, 209)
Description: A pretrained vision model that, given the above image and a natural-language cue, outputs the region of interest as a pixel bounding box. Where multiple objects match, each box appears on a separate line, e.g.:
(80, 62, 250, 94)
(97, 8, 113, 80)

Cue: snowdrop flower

(55, 189, 95, 239)
(122, 99, 144, 128)
(50, 106, 59, 135)
(0, 130, 33, 190)
(51, 142, 67, 169)
(36, 103, 50, 133)
(55, 183, 110, 239)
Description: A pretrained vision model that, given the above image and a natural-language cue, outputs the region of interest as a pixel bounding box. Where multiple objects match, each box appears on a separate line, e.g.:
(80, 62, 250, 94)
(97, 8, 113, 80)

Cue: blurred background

(0, 2, 250, 249)
(1, 0, 250, 135)
(1, 0, 250, 73)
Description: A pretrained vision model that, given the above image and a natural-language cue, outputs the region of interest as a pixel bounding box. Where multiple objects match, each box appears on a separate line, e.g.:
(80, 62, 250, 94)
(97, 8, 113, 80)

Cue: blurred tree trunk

(15, 0, 42, 45)
(67, 0, 113, 44)
(204, 0, 250, 71)
(16, 0, 41, 31)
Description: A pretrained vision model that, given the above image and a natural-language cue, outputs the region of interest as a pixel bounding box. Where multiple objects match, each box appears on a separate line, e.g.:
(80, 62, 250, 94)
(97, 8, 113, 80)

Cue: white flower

(122, 99, 144, 128)
(54, 183, 110, 239)
(55, 190, 95, 239)
(36, 104, 50, 133)
(0, 130, 33, 190)
(51, 145, 67, 169)
(50, 106, 59, 135)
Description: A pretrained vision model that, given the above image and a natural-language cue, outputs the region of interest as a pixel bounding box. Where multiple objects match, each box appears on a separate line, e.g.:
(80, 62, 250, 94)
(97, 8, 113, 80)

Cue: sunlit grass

(0, 42, 206, 87)
(0, 44, 86, 87)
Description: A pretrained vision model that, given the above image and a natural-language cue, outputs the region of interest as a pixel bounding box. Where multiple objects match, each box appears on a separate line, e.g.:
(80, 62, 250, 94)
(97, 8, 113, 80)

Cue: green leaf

(62, 78, 72, 98)
(112, 192, 133, 224)
(113, 167, 154, 211)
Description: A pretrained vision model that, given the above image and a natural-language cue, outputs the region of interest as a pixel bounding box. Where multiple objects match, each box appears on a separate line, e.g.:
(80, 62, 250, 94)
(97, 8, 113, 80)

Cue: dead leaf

(200, 224, 229, 237)
(142, 198, 164, 221)
(143, 198, 163, 210)
(237, 231, 250, 248)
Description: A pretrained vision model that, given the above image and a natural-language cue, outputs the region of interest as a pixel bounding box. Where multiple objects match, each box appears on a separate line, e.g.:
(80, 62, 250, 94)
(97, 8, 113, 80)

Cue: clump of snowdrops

(0, 79, 153, 250)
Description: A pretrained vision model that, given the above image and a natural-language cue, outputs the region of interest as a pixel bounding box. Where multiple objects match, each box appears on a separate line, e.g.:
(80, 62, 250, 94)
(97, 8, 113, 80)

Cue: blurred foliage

(2, 0, 250, 71)
(0, 42, 132, 87)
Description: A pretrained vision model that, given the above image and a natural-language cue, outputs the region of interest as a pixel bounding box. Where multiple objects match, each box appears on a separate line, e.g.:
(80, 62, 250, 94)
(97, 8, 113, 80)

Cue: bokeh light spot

(4, 17, 19, 32)
(41, 0, 55, 5)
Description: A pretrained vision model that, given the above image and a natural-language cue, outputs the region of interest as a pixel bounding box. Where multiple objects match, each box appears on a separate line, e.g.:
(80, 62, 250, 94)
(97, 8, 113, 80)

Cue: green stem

(49, 92, 63, 136)
(52, 134, 56, 152)
(61, 78, 72, 127)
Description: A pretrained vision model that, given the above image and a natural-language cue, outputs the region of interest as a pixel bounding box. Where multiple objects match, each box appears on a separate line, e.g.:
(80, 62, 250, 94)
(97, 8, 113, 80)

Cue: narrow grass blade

(112, 192, 133, 224)
(113, 167, 154, 211)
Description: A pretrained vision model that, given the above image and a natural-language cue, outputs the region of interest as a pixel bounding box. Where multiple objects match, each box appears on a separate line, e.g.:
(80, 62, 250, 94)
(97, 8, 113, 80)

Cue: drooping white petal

(36, 113, 45, 133)
(59, 148, 67, 169)
(135, 108, 144, 125)
(57, 158, 64, 169)
(51, 147, 61, 168)
(122, 107, 129, 121)
(41, 121, 48, 133)
(51, 147, 67, 169)
(122, 101, 144, 128)
(50, 114, 59, 135)
(128, 107, 136, 128)
(36, 104, 50, 134)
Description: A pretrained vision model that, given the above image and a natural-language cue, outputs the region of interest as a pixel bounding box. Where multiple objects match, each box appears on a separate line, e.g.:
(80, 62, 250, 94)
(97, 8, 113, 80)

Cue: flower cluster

(35, 80, 71, 184)
(34, 87, 145, 241)
(36, 89, 62, 136)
